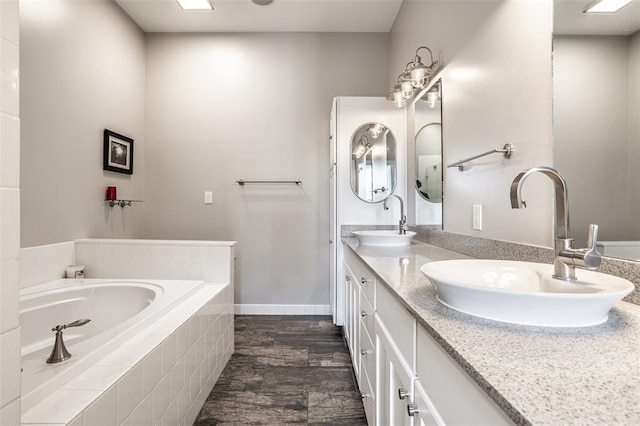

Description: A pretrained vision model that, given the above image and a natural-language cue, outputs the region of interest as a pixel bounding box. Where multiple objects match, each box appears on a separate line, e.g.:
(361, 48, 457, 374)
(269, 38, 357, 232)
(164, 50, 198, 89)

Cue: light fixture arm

(413, 46, 434, 66)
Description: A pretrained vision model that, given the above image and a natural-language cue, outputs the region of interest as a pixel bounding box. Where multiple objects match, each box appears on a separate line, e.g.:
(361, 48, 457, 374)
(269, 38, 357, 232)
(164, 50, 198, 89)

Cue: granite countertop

(342, 237, 640, 425)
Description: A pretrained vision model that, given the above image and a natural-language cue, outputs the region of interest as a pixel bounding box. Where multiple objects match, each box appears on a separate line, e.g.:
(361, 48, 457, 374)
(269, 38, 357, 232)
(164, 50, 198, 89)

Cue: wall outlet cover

(204, 191, 213, 204)
(473, 204, 482, 230)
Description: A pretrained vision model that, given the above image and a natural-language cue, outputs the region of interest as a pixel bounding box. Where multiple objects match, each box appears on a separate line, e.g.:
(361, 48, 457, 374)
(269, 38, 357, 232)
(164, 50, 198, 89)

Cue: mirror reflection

(553, 0, 640, 261)
(350, 122, 397, 203)
(414, 80, 443, 226)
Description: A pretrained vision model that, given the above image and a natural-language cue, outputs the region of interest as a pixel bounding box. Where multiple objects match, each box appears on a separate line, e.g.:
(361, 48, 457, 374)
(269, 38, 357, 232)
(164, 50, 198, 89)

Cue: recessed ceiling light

(584, 0, 633, 13)
(252, 0, 274, 5)
(177, 0, 213, 10)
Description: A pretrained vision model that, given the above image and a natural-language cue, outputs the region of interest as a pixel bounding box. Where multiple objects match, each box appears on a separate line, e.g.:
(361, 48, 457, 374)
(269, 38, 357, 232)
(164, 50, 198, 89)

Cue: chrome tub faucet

(46, 319, 91, 364)
(383, 194, 407, 235)
(510, 166, 601, 281)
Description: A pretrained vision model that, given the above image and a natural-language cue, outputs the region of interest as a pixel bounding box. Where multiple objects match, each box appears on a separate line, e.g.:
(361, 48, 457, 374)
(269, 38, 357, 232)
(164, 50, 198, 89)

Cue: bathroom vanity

(342, 237, 640, 425)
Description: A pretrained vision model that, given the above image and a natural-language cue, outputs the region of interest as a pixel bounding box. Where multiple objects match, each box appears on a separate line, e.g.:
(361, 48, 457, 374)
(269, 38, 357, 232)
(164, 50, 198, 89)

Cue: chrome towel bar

(447, 143, 514, 171)
(236, 179, 302, 185)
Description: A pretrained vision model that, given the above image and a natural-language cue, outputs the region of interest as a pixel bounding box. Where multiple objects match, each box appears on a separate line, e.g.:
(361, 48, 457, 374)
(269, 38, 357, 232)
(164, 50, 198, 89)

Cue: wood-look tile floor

(194, 315, 367, 425)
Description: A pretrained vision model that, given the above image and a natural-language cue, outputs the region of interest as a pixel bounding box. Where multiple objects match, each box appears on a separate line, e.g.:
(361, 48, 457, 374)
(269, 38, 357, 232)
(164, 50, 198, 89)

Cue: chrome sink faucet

(510, 166, 601, 281)
(383, 194, 407, 235)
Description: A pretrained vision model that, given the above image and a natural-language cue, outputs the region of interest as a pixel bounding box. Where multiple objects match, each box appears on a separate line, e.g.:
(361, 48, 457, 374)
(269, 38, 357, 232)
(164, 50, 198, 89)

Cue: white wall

(143, 33, 389, 306)
(0, 0, 21, 423)
(391, 0, 554, 247)
(554, 36, 630, 246)
(629, 31, 640, 239)
(20, 0, 146, 248)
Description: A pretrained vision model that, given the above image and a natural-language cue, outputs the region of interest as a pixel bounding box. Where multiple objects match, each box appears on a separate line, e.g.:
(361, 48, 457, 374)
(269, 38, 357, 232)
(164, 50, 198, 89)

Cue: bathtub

(20, 278, 204, 414)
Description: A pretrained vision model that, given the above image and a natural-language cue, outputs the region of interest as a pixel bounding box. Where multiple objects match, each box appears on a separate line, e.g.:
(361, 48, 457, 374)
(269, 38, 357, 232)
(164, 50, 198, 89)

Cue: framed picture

(103, 129, 134, 175)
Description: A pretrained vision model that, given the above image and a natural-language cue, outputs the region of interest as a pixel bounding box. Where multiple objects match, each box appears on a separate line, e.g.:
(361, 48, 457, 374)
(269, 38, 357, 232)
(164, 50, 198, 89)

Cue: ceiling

(554, 0, 640, 35)
(114, 0, 404, 33)
(114, 0, 639, 36)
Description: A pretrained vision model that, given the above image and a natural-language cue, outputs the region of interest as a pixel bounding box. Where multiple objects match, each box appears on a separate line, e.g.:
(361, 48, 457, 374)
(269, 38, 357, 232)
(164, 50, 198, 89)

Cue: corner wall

(0, 1, 21, 423)
(391, 0, 554, 247)
(20, 0, 146, 248)
(143, 33, 389, 306)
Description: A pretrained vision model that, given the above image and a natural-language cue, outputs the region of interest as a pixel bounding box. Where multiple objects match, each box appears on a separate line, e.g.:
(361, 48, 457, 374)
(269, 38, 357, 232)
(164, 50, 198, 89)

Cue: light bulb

(400, 80, 414, 98)
(411, 67, 427, 88)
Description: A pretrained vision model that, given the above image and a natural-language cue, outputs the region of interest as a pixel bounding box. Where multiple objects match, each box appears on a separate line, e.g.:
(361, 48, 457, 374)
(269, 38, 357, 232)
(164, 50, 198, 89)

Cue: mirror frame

(407, 73, 445, 227)
(349, 121, 398, 203)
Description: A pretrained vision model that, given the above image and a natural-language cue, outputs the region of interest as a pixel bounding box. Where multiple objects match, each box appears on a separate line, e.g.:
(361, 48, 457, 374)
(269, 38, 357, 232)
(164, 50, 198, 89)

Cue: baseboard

(234, 304, 332, 315)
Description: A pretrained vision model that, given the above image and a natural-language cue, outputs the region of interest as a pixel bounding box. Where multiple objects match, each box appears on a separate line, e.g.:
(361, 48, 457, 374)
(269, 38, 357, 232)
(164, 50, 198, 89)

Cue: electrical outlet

(204, 191, 213, 204)
(472, 204, 483, 230)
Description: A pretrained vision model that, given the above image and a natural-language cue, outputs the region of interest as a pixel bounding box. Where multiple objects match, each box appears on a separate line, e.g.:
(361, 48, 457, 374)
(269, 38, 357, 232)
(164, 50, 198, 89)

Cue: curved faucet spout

(383, 194, 407, 235)
(510, 166, 570, 240)
(510, 166, 601, 281)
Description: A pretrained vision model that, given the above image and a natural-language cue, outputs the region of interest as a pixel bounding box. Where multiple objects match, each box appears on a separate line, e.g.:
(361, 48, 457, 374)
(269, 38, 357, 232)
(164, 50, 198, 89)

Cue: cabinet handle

(407, 404, 419, 417)
(361, 311, 369, 317)
(398, 389, 409, 400)
(361, 349, 370, 356)
(345, 276, 350, 282)
(361, 277, 371, 284)
(361, 393, 371, 399)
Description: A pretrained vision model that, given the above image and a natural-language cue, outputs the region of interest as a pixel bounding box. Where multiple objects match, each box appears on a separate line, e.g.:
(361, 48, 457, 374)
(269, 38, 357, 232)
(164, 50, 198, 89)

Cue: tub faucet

(46, 319, 91, 364)
(383, 194, 407, 235)
(510, 166, 601, 281)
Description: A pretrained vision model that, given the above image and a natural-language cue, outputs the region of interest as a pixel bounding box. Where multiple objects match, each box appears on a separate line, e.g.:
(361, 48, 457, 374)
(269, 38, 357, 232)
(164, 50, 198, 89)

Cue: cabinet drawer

(416, 326, 512, 425)
(361, 364, 376, 426)
(360, 323, 376, 391)
(360, 294, 375, 342)
(377, 283, 415, 368)
(344, 248, 375, 306)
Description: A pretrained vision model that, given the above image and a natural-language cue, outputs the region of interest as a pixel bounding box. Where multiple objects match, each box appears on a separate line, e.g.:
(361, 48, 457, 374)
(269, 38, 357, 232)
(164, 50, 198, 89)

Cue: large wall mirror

(553, 0, 640, 260)
(350, 122, 397, 203)
(414, 80, 443, 226)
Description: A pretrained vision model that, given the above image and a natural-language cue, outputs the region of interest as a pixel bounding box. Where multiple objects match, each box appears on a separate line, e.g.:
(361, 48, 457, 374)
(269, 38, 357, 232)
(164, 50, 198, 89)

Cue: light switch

(472, 204, 482, 230)
(204, 191, 213, 204)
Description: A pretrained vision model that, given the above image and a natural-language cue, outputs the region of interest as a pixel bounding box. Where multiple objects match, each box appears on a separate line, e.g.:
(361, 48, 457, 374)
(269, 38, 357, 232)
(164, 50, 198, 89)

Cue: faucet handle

(577, 224, 601, 270)
(586, 224, 598, 250)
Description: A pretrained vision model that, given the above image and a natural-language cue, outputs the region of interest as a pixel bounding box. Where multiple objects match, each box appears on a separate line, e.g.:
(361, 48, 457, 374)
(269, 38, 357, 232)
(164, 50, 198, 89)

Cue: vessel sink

(420, 259, 634, 327)
(353, 230, 416, 246)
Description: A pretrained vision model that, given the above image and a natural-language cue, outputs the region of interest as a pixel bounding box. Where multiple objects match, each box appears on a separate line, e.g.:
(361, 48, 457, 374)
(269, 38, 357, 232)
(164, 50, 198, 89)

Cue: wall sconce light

(425, 82, 441, 108)
(367, 123, 386, 139)
(353, 135, 372, 158)
(387, 45, 440, 108)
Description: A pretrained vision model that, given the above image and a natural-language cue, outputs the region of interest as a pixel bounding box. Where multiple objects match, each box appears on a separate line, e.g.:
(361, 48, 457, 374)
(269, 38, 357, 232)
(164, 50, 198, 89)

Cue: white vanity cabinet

(343, 245, 514, 426)
(415, 326, 512, 425)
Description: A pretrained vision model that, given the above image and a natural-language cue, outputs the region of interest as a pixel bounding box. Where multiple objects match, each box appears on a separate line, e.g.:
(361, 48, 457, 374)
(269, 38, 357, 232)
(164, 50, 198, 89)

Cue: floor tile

(194, 315, 366, 425)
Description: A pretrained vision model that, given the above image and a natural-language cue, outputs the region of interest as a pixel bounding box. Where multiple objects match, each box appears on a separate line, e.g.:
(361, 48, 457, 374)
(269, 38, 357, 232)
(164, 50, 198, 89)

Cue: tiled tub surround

(17, 239, 236, 425)
(342, 237, 640, 424)
(74, 239, 235, 283)
(21, 281, 234, 426)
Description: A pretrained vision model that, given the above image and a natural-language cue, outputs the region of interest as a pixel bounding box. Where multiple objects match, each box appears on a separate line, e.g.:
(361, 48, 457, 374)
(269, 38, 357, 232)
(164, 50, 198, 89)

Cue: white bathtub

(20, 278, 203, 414)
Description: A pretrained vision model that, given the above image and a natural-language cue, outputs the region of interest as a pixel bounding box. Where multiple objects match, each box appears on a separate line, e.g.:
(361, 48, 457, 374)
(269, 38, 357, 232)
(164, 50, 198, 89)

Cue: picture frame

(103, 129, 134, 175)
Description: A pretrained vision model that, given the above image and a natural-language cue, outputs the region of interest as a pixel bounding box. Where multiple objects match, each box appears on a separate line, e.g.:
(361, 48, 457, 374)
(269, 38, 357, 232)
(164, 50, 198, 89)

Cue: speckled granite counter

(343, 237, 640, 425)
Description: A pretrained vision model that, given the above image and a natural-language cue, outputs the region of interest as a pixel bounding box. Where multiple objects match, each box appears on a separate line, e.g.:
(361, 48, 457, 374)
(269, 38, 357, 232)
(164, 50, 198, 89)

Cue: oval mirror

(415, 122, 442, 203)
(350, 122, 397, 203)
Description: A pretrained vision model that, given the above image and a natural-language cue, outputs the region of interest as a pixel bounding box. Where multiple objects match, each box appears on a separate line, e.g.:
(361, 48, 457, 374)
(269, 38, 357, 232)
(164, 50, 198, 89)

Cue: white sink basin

(353, 230, 416, 246)
(420, 259, 634, 327)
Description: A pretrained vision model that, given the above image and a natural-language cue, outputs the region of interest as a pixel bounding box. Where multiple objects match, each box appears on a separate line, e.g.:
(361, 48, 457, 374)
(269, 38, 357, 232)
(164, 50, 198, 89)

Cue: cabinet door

(410, 382, 443, 426)
(376, 318, 415, 426)
(416, 326, 513, 425)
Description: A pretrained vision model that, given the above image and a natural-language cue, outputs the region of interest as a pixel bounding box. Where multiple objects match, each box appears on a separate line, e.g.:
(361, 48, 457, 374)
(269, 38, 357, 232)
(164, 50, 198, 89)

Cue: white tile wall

(19, 241, 76, 289)
(0, 0, 21, 423)
(75, 239, 235, 283)
(22, 283, 234, 426)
